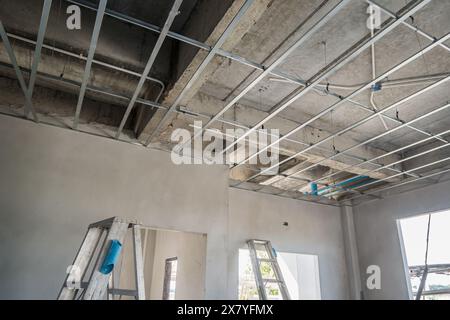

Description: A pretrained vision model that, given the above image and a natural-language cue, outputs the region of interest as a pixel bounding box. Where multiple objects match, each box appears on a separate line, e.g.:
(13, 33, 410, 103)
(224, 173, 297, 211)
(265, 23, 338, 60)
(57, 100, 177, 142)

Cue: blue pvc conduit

(317, 175, 369, 196)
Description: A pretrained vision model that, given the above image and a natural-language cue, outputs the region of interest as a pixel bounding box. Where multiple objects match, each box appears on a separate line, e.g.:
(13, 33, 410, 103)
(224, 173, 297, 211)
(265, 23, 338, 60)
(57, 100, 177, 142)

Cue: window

(238, 249, 321, 300)
(399, 210, 450, 300)
(162, 257, 178, 300)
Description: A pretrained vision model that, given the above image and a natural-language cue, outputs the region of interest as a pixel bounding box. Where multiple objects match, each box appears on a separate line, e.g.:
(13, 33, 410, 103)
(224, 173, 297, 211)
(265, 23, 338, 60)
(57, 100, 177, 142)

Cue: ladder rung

(64, 282, 138, 297)
(252, 240, 269, 244)
(257, 258, 277, 263)
(262, 279, 282, 283)
(108, 288, 138, 297)
(247, 239, 290, 300)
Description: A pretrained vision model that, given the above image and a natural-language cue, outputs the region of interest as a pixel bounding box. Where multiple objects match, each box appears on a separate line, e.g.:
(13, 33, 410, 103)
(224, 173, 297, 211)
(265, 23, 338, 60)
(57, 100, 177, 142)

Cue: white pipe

(268, 73, 449, 90)
(369, 20, 389, 131)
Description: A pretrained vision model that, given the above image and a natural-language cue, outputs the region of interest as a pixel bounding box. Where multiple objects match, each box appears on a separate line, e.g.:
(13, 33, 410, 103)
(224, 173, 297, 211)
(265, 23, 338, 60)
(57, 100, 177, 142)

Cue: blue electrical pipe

(310, 182, 318, 196)
(323, 179, 376, 197)
(308, 175, 372, 196)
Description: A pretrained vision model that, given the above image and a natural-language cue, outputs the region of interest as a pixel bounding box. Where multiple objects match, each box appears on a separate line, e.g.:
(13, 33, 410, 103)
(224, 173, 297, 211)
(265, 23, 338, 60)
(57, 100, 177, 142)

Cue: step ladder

(58, 217, 145, 300)
(247, 239, 290, 300)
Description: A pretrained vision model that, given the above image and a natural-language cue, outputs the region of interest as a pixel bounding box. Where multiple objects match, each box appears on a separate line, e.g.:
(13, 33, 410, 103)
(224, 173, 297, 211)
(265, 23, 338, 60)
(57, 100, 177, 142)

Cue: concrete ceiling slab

(1, 0, 449, 203)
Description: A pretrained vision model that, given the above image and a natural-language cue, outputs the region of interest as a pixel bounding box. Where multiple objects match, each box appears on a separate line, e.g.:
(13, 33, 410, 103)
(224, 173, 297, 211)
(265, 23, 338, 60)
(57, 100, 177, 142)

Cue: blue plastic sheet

(100, 239, 122, 274)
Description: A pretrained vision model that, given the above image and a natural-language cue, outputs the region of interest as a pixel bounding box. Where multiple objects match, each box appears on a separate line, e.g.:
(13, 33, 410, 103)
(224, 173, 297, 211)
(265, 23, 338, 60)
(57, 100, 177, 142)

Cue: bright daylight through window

(238, 249, 321, 300)
(399, 210, 450, 300)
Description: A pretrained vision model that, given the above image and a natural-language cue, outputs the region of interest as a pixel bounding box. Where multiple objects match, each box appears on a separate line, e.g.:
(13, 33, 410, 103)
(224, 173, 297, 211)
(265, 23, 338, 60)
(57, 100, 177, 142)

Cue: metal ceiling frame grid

(0, 0, 449, 206)
(218, 0, 434, 156)
(221, 0, 450, 203)
(61, 0, 419, 184)
(0, 0, 53, 122)
(230, 0, 446, 178)
(114, 0, 184, 139)
(72, 0, 108, 130)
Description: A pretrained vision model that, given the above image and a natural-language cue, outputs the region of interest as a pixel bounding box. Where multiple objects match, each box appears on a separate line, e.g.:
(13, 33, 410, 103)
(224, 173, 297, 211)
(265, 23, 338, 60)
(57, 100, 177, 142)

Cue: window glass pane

(400, 210, 450, 300)
(163, 258, 178, 300)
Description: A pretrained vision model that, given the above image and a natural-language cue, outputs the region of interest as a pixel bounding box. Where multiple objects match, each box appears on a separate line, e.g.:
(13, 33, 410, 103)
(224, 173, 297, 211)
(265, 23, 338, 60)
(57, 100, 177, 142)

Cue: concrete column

(340, 205, 362, 300)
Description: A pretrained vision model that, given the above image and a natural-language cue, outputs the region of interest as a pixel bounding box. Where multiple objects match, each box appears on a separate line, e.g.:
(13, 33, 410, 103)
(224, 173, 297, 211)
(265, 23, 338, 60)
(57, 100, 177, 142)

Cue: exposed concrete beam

(0, 43, 162, 110)
(0, 74, 126, 129)
(137, 0, 272, 139)
(0, 0, 171, 129)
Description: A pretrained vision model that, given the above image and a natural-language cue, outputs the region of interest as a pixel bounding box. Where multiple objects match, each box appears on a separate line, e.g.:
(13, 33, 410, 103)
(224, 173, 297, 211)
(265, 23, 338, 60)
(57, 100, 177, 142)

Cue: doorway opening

(238, 249, 321, 300)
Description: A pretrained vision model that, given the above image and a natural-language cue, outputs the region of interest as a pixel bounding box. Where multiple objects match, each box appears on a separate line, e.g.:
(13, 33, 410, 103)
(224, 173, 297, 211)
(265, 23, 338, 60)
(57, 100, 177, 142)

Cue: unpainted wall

(228, 188, 349, 299)
(0, 115, 228, 299)
(0, 115, 349, 299)
(353, 178, 450, 299)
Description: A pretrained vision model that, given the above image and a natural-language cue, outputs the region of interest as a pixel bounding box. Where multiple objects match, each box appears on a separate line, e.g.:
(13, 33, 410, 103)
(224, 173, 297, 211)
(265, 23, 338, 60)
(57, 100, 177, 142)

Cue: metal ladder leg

(58, 227, 102, 300)
(247, 239, 291, 300)
(58, 217, 148, 300)
(266, 241, 290, 300)
(83, 220, 129, 300)
(248, 240, 267, 300)
(133, 224, 146, 300)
